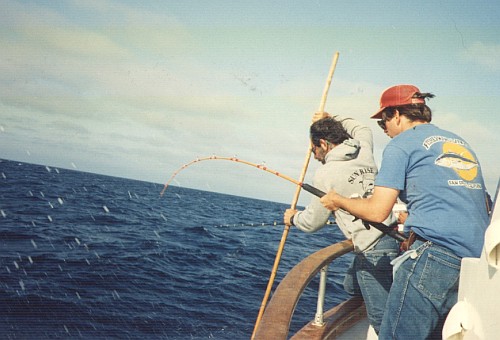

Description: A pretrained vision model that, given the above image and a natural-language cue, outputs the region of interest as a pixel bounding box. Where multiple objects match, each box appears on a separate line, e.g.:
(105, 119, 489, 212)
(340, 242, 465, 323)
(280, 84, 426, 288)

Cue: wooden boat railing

(254, 239, 367, 339)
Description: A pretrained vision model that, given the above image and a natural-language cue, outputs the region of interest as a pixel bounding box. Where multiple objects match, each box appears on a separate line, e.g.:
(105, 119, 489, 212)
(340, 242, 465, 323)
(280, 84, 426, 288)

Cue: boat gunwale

(255, 239, 362, 339)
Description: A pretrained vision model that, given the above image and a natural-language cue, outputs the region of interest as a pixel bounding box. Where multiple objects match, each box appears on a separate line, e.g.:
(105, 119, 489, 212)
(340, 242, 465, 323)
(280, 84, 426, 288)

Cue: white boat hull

(443, 183, 500, 339)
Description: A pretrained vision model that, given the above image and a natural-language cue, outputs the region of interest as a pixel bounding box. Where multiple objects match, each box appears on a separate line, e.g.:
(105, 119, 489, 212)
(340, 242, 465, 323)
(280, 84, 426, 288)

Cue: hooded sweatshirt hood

(326, 138, 361, 161)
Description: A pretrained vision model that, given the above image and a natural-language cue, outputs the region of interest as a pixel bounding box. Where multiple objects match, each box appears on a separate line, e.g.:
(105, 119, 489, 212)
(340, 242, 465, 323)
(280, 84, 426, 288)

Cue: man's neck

(404, 120, 428, 131)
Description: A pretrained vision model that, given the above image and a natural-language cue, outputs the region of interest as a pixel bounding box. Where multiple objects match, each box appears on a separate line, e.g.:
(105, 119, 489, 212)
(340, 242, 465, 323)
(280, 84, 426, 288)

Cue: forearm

(333, 195, 385, 222)
(294, 206, 331, 232)
(321, 187, 398, 223)
(284, 201, 330, 233)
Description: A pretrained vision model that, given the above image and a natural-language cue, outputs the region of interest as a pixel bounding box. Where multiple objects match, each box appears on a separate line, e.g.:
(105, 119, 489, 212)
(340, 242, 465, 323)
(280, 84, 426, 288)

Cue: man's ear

(393, 109, 401, 120)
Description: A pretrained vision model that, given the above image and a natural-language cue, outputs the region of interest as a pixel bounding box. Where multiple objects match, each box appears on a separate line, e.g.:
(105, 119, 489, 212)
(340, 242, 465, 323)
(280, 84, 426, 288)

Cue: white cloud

(1, 0, 499, 204)
(462, 41, 500, 72)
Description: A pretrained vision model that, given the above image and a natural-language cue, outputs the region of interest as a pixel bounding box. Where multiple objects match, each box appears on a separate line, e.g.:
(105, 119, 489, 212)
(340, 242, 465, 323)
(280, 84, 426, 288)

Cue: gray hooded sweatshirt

(292, 115, 395, 253)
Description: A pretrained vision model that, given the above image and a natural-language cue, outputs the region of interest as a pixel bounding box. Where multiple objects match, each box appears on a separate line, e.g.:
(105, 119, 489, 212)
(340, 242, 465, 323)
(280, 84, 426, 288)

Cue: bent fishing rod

(161, 154, 406, 242)
(160, 155, 325, 198)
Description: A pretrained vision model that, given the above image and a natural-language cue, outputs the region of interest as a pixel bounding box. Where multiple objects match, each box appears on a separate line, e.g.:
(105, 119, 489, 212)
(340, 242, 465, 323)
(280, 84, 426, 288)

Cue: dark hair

(310, 117, 351, 146)
(383, 92, 435, 122)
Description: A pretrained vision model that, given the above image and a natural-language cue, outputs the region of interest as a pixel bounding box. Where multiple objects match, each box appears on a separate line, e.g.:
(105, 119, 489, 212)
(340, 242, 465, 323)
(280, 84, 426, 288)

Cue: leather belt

(400, 231, 428, 252)
(414, 233, 428, 243)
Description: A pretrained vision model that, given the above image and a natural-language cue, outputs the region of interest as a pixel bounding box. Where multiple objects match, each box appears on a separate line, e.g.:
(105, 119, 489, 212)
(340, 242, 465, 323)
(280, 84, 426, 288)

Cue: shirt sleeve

(293, 168, 332, 232)
(333, 115, 374, 152)
(374, 143, 408, 190)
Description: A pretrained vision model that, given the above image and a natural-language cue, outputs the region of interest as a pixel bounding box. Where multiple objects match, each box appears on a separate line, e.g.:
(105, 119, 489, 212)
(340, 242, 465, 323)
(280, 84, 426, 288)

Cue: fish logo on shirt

(360, 172, 375, 198)
(435, 152, 478, 170)
(435, 142, 478, 181)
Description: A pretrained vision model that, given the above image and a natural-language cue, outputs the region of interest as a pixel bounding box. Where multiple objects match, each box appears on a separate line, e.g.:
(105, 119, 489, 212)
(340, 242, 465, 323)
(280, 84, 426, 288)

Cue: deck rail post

(312, 265, 329, 326)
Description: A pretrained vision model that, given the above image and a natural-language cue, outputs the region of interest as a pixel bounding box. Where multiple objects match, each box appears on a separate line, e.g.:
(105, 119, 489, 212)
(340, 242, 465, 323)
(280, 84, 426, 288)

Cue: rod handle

(302, 183, 326, 198)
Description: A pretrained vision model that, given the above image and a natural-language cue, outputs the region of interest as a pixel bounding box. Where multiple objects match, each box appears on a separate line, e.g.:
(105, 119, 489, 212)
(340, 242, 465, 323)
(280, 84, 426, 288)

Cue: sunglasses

(377, 111, 394, 130)
(377, 119, 387, 130)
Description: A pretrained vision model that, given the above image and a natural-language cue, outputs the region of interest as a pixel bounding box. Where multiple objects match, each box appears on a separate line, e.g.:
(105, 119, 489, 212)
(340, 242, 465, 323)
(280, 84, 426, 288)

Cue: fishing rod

(160, 155, 325, 198)
(161, 154, 407, 241)
(359, 220, 407, 243)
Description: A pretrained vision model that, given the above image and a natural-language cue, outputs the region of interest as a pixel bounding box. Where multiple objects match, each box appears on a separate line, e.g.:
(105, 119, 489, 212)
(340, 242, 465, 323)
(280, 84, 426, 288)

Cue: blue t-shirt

(375, 124, 489, 258)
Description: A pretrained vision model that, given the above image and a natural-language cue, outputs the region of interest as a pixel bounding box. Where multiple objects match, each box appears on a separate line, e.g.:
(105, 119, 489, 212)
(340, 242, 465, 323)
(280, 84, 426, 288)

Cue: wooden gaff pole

(251, 52, 340, 339)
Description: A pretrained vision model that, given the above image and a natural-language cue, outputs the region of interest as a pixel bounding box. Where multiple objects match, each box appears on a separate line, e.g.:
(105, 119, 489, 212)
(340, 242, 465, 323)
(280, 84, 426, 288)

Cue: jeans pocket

(416, 248, 461, 301)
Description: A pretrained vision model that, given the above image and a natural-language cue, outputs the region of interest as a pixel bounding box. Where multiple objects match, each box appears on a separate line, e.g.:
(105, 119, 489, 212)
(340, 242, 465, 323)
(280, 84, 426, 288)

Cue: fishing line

(216, 220, 336, 228)
(160, 155, 325, 198)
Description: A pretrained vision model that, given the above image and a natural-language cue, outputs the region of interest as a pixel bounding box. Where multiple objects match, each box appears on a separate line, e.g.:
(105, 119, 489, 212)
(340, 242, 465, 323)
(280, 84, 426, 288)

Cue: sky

(1, 0, 499, 205)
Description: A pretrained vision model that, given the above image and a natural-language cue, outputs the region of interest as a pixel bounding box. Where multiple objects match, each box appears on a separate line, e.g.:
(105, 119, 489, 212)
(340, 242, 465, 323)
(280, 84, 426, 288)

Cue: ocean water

(0, 159, 352, 339)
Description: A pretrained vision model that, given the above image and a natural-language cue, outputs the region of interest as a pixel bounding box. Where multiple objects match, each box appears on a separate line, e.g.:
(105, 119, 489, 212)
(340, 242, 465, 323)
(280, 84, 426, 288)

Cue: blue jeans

(378, 239, 461, 339)
(343, 234, 400, 334)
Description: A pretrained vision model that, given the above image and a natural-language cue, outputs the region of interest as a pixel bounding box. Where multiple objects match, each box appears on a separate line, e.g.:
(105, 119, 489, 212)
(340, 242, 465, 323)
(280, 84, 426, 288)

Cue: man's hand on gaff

(320, 190, 341, 211)
(284, 208, 298, 226)
(312, 111, 330, 123)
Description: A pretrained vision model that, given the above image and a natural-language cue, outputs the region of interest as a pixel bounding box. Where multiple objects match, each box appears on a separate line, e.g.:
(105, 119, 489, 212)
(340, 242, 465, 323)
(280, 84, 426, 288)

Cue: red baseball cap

(371, 84, 425, 119)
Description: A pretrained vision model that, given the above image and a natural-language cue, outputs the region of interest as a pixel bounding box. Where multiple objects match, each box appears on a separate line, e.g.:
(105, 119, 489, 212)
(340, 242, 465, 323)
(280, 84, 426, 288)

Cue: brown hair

(310, 117, 351, 146)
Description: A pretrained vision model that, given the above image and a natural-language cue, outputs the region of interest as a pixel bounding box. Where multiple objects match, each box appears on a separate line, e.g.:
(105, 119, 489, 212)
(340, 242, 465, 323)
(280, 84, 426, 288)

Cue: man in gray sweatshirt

(283, 114, 400, 334)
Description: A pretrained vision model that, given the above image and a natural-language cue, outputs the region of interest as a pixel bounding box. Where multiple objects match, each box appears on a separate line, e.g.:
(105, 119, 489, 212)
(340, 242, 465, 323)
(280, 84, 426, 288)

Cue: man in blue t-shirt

(320, 84, 489, 339)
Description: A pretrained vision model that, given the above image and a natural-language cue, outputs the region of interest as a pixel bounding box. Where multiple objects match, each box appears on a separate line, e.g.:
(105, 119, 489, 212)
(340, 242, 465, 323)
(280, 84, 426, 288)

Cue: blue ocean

(0, 159, 352, 339)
